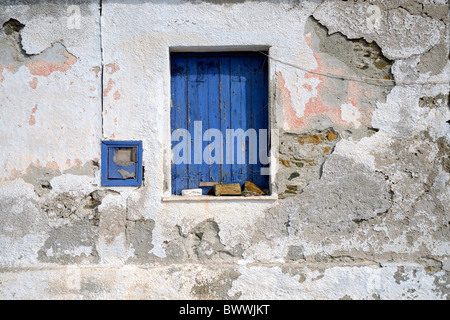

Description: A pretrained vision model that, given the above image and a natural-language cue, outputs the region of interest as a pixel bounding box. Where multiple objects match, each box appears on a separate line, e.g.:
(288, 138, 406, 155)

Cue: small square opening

(101, 141, 142, 186)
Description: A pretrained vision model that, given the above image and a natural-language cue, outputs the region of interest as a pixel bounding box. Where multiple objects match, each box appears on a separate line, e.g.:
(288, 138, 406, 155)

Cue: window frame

(166, 48, 276, 199)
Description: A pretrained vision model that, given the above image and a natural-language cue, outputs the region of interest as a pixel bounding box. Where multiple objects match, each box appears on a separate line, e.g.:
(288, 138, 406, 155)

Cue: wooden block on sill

(213, 183, 242, 196)
(243, 181, 266, 196)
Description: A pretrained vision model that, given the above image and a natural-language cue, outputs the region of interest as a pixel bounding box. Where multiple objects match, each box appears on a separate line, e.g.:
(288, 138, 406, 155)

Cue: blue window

(170, 52, 269, 195)
(101, 140, 143, 186)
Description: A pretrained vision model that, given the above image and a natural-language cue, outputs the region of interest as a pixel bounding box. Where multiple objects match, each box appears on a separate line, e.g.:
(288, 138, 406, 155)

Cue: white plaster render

(228, 264, 447, 300)
(0, 1, 102, 180)
(0, 264, 445, 299)
(0, 0, 448, 300)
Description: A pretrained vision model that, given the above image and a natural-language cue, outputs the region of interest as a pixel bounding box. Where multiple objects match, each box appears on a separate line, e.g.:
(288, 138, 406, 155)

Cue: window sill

(161, 194, 278, 202)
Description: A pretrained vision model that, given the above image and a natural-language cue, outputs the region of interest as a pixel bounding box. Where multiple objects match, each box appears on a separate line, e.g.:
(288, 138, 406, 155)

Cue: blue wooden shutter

(170, 52, 268, 195)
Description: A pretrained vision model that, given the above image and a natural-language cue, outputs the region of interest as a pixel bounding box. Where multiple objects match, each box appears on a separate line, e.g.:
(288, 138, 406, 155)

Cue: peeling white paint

(340, 103, 361, 128)
(229, 264, 446, 300)
(0, 234, 49, 266)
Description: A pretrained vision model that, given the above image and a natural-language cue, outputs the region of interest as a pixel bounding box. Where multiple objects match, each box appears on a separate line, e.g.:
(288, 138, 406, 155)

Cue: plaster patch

(97, 234, 127, 265)
(313, 2, 444, 60)
(241, 239, 288, 264)
(333, 131, 393, 171)
(37, 219, 99, 264)
(340, 103, 361, 128)
(126, 219, 155, 263)
(0, 234, 48, 266)
(49, 174, 98, 195)
(228, 264, 447, 299)
(281, 16, 393, 134)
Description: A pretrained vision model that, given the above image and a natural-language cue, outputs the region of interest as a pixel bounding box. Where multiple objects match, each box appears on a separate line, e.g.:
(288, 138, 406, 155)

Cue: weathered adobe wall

(0, 0, 448, 299)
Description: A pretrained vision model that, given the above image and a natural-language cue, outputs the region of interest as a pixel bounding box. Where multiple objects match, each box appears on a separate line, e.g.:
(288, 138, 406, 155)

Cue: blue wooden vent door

(170, 52, 269, 195)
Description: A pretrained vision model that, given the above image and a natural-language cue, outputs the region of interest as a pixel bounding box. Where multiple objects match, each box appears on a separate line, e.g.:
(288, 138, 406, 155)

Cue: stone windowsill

(161, 194, 278, 202)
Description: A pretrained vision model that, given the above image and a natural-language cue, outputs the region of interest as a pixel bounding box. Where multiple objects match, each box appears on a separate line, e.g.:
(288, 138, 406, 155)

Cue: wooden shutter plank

(187, 57, 199, 190)
(171, 57, 189, 194)
(206, 57, 221, 194)
(243, 56, 252, 183)
(197, 57, 210, 193)
(230, 57, 243, 184)
(219, 57, 231, 185)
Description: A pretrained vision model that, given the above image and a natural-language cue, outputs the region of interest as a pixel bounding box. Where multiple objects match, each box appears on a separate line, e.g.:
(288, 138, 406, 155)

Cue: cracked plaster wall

(0, 0, 449, 300)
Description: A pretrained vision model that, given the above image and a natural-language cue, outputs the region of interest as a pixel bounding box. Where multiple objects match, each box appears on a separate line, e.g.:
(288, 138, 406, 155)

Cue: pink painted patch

(302, 83, 313, 92)
(5, 64, 17, 74)
(105, 63, 120, 75)
(4, 168, 22, 181)
(302, 53, 350, 129)
(104, 78, 115, 97)
(45, 161, 59, 171)
(113, 90, 121, 100)
(91, 66, 101, 78)
(278, 52, 337, 132)
(26, 50, 77, 77)
(303, 32, 313, 48)
(281, 40, 376, 133)
(29, 104, 38, 126)
(29, 77, 38, 89)
(277, 72, 306, 131)
(0, 65, 4, 83)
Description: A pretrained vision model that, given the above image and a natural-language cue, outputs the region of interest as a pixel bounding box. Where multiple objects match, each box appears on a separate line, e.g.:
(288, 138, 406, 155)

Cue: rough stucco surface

(0, 0, 449, 300)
